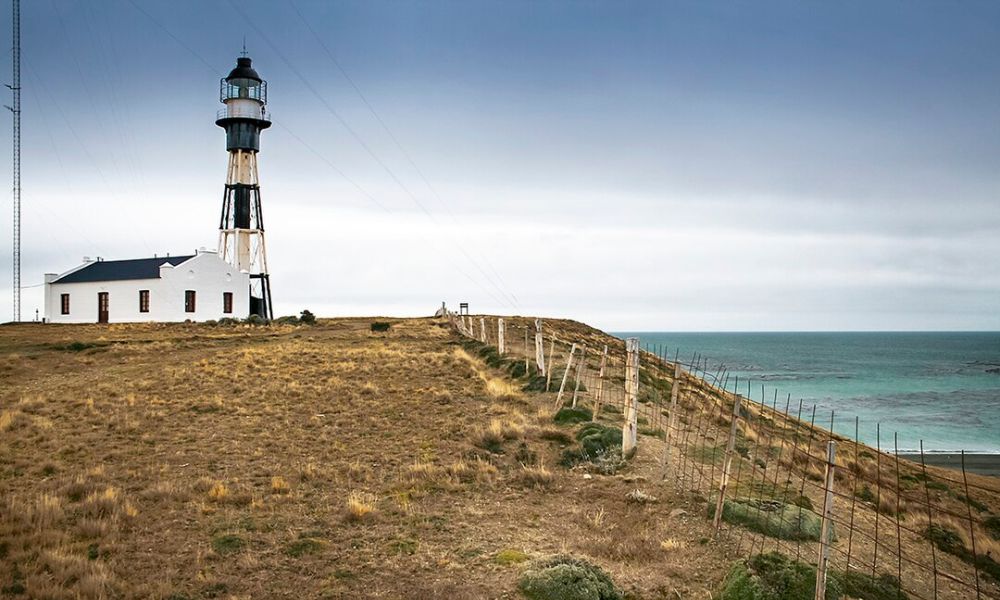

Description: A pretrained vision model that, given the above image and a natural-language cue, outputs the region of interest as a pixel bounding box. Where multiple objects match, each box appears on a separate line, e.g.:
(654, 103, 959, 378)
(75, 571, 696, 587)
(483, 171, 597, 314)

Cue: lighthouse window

(184, 290, 196, 313)
(60, 294, 70, 315)
(139, 290, 150, 313)
(223, 292, 233, 314)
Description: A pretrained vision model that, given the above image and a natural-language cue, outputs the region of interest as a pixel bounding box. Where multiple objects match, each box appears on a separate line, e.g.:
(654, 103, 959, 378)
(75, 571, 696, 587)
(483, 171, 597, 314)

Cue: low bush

(299, 309, 316, 324)
(925, 524, 1000, 582)
(720, 552, 907, 600)
(711, 498, 830, 542)
(211, 534, 244, 556)
(494, 548, 529, 566)
(553, 407, 592, 425)
(559, 424, 624, 474)
(370, 322, 391, 332)
(518, 555, 622, 600)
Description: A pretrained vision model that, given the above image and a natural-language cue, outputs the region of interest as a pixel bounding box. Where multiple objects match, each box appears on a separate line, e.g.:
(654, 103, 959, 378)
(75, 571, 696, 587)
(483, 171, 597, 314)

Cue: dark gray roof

(54, 255, 195, 284)
(227, 57, 261, 82)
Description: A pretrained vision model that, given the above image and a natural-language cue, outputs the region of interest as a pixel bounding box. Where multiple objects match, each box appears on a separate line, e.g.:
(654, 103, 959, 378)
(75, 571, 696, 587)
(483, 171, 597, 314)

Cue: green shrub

(494, 548, 529, 565)
(925, 524, 1000, 582)
(299, 309, 316, 324)
(370, 322, 391, 332)
(553, 407, 592, 425)
(286, 537, 325, 557)
(838, 570, 907, 600)
(560, 424, 624, 473)
(274, 315, 300, 324)
(711, 499, 830, 542)
(985, 516, 1000, 540)
(211, 534, 245, 555)
(523, 374, 551, 392)
(508, 361, 528, 379)
(518, 555, 622, 600)
(720, 552, 831, 600)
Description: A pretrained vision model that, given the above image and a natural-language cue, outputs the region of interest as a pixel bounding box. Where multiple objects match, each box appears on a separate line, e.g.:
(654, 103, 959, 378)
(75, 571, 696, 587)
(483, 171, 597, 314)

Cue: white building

(43, 250, 250, 324)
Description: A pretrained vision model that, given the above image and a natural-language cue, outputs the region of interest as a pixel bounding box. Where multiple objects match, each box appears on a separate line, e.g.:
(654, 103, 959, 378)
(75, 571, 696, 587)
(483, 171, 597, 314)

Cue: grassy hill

(0, 318, 737, 599)
(2, 317, 998, 600)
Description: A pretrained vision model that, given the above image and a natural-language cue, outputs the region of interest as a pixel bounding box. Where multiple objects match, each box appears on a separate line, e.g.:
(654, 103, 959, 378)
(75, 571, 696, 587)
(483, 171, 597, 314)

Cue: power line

(287, 0, 521, 308)
(230, 0, 519, 310)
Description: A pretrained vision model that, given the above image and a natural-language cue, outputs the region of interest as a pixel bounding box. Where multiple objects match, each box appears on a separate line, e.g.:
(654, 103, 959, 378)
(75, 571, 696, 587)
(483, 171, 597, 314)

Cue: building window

(139, 290, 150, 313)
(223, 292, 233, 314)
(184, 290, 196, 313)
(60, 293, 70, 315)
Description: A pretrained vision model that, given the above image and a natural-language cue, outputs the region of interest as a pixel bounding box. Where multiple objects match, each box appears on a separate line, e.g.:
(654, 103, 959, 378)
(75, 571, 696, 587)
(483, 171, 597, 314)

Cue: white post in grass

(497, 318, 505, 355)
(524, 328, 530, 375)
(572, 345, 588, 408)
(622, 338, 640, 456)
(534, 318, 546, 377)
(480, 317, 487, 343)
(555, 343, 577, 409)
(815, 441, 837, 600)
(661, 362, 682, 479)
(592, 345, 608, 419)
(713, 393, 742, 534)
(545, 336, 556, 392)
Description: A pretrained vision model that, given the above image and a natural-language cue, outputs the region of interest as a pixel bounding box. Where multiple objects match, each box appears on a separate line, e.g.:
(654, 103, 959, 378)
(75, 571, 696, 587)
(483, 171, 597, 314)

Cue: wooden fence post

(497, 318, 505, 355)
(545, 336, 556, 392)
(555, 343, 577, 408)
(592, 345, 608, 419)
(815, 441, 837, 600)
(480, 317, 487, 343)
(572, 345, 588, 408)
(534, 318, 546, 377)
(622, 338, 640, 456)
(712, 393, 742, 533)
(524, 328, 530, 375)
(661, 362, 682, 479)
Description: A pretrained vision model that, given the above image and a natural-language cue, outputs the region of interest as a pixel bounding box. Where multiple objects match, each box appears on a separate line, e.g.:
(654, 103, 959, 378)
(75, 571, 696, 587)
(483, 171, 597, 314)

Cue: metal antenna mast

(5, 0, 20, 321)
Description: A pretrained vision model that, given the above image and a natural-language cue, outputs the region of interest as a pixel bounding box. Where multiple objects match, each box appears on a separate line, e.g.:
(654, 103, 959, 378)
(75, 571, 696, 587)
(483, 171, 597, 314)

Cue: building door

(97, 292, 109, 324)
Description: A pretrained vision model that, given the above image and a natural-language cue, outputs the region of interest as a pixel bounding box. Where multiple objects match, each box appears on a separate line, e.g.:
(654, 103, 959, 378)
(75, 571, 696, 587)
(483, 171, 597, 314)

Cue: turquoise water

(613, 332, 1000, 453)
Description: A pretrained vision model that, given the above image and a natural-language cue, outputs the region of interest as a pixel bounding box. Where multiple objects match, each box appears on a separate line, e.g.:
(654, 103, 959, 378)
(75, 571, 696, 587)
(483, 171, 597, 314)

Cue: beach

(899, 453, 1000, 477)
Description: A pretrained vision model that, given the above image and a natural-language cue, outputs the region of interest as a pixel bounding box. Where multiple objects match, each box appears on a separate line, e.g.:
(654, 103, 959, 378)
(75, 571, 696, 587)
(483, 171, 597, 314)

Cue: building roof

(53, 255, 196, 284)
(226, 57, 261, 82)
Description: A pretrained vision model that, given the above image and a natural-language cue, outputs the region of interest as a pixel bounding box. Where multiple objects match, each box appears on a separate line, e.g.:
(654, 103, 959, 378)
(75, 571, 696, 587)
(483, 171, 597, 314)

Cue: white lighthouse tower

(216, 53, 273, 320)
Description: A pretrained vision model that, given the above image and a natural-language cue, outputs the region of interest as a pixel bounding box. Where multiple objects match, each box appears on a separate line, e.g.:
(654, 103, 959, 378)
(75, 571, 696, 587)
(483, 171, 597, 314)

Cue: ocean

(612, 332, 1000, 454)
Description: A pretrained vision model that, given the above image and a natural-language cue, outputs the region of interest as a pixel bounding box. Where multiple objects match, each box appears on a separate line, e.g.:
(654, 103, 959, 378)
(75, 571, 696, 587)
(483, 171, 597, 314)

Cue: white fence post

(713, 393, 742, 534)
(622, 338, 640, 456)
(572, 345, 588, 408)
(545, 336, 556, 392)
(480, 317, 487, 343)
(555, 343, 577, 409)
(661, 362, 681, 479)
(815, 441, 837, 600)
(497, 318, 505, 355)
(592, 345, 608, 419)
(534, 318, 546, 377)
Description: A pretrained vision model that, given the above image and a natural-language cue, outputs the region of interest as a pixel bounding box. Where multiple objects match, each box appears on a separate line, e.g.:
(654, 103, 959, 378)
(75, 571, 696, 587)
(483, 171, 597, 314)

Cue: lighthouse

(216, 54, 273, 320)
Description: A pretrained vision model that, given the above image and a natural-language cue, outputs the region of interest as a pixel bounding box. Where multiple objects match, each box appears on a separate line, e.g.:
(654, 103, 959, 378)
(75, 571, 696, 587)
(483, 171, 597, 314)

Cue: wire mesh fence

(447, 313, 1000, 600)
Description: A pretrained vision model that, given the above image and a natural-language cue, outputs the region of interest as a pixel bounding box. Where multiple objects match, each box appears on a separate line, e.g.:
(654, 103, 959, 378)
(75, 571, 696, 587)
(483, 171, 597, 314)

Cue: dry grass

(515, 464, 554, 488)
(270, 476, 291, 494)
(1, 317, 994, 599)
(344, 490, 378, 522)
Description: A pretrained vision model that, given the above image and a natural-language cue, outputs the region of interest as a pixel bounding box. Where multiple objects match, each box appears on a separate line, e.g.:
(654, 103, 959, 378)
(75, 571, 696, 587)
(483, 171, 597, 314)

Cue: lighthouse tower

(216, 54, 273, 320)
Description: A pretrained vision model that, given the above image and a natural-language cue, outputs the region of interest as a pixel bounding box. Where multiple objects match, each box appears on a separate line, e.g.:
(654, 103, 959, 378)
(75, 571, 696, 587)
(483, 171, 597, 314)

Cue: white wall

(43, 252, 250, 323)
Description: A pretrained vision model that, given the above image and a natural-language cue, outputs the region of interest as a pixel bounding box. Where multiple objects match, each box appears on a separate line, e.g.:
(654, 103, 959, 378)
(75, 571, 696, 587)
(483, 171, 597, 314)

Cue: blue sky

(2, 1, 999, 330)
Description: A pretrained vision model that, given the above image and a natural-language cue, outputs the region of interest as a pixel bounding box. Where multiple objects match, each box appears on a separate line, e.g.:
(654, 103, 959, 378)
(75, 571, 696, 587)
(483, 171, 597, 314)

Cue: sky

(1, 0, 998, 331)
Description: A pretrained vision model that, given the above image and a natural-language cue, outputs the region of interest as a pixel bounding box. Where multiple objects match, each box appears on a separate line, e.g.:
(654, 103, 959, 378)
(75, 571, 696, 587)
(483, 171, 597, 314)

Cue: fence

(447, 312, 1000, 600)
